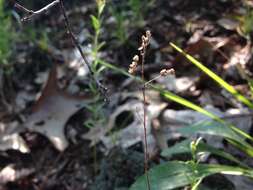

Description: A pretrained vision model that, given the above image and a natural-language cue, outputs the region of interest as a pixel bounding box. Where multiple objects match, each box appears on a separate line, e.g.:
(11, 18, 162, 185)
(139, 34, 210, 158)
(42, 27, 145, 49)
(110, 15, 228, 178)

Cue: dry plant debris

(24, 65, 93, 151)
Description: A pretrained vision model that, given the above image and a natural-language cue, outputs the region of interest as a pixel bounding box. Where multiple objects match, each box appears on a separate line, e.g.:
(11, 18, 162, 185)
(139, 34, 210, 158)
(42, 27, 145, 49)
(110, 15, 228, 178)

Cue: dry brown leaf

(218, 18, 240, 31)
(0, 165, 34, 185)
(24, 65, 93, 151)
(173, 39, 214, 68)
(0, 122, 29, 153)
(223, 42, 252, 82)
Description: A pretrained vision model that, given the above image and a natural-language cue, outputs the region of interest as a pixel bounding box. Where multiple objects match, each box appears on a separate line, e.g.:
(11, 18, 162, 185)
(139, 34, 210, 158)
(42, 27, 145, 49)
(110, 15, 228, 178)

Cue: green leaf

(161, 139, 248, 168)
(161, 139, 193, 157)
(90, 15, 100, 31)
(97, 41, 106, 51)
(179, 121, 240, 141)
(130, 161, 253, 190)
(96, 0, 106, 15)
(170, 42, 253, 109)
(178, 121, 253, 157)
(249, 80, 253, 96)
(98, 59, 134, 78)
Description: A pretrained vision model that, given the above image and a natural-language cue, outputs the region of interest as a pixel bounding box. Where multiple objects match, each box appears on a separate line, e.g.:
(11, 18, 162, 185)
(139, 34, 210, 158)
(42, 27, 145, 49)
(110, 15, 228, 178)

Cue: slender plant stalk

(128, 31, 154, 189)
(140, 32, 151, 190)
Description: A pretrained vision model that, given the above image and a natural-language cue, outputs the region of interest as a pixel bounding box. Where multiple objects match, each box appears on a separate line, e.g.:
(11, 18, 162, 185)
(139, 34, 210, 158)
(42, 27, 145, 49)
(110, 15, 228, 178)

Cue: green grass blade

(153, 85, 219, 120)
(170, 42, 253, 109)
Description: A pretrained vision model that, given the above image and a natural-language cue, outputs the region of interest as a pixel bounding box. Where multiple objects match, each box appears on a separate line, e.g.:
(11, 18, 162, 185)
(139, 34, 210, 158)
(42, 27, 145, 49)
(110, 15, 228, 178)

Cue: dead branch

(15, 0, 60, 21)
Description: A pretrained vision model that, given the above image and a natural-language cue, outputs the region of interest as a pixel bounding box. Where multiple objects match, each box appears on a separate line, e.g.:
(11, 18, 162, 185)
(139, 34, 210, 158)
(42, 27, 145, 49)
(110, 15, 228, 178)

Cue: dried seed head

(142, 35, 146, 42)
(128, 68, 134, 74)
(146, 30, 151, 38)
(144, 30, 151, 44)
(132, 55, 139, 62)
(167, 68, 175, 75)
(160, 69, 167, 76)
(138, 46, 143, 51)
(128, 55, 139, 74)
(139, 30, 152, 52)
(160, 68, 175, 76)
(129, 61, 138, 68)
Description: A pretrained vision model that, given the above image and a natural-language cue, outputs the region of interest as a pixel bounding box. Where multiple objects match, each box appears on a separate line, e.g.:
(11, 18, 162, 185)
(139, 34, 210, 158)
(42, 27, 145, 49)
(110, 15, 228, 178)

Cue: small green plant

(109, 5, 128, 44)
(0, 0, 13, 66)
(84, 0, 106, 129)
(128, 0, 146, 26)
(237, 6, 253, 39)
(108, 0, 154, 45)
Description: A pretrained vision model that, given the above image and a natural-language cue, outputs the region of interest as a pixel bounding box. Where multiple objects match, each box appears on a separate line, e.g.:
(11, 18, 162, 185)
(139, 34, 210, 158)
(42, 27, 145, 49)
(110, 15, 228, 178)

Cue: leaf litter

(1, 0, 253, 189)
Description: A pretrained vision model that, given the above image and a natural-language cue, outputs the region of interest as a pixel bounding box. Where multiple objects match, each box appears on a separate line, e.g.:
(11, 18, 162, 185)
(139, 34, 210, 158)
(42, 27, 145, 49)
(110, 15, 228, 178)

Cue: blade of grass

(170, 42, 253, 109)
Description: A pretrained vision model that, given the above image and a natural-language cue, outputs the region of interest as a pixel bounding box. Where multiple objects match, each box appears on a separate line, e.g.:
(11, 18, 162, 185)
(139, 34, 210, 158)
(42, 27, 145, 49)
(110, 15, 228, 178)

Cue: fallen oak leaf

(24, 65, 93, 151)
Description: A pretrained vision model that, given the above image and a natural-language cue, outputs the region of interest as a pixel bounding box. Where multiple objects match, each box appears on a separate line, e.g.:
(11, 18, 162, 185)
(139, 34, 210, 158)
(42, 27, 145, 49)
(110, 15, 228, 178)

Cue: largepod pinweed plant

(128, 30, 175, 190)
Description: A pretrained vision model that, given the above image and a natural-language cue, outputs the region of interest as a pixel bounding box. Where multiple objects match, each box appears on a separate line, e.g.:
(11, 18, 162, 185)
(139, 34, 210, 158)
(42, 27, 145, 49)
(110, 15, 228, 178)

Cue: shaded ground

(1, 0, 253, 189)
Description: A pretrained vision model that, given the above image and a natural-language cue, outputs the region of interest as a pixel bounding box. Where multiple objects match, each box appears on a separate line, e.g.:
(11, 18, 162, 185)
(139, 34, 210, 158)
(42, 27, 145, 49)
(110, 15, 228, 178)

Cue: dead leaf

(173, 39, 214, 68)
(0, 165, 34, 185)
(223, 42, 252, 81)
(156, 75, 196, 93)
(0, 122, 29, 153)
(218, 18, 239, 31)
(24, 65, 93, 151)
(101, 100, 167, 157)
(83, 91, 167, 157)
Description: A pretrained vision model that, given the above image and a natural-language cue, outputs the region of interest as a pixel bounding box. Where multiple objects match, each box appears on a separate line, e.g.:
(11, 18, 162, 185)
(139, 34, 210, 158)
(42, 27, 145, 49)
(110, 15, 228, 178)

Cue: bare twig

(128, 31, 152, 190)
(14, 0, 108, 100)
(139, 31, 152, 190)
(15, 0, 60, 21)
(58, 0, 107, 99)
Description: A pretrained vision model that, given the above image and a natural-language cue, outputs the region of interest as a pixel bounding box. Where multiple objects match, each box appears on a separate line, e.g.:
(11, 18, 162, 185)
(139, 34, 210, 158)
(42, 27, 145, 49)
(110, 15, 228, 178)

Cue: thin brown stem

(58, 0, 108, 100)
(140, 43, 151, 190)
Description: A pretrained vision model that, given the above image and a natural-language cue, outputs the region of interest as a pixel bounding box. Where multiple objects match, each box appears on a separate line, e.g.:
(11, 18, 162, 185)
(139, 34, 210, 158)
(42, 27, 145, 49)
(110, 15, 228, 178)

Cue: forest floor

(1, 0, 253, 189)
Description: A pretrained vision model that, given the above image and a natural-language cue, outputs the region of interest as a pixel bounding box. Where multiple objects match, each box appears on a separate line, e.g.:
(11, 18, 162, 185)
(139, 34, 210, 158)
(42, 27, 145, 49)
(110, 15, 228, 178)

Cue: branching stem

(140, 33, 151, 190)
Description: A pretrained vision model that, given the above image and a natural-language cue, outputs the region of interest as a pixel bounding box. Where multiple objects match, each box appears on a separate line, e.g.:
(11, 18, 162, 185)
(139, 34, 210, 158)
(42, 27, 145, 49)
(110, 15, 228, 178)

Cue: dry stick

(14, 0, 108, 100)
(15, 0, 60, 21)
(140, 35, 151, 190)
(58, 0, 107, 98)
